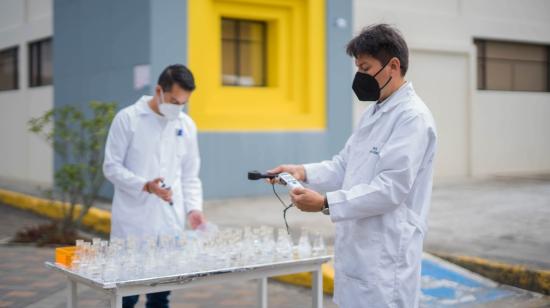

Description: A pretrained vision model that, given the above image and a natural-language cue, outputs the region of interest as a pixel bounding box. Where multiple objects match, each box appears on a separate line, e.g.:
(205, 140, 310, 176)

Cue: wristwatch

(322, 196, 330, 215)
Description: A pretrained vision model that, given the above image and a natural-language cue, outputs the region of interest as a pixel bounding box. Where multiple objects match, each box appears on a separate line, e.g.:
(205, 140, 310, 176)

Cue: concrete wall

(196, 0, 353, 198)
(472, 91, 550, 175)
(6, 0, 547, 199)
(0, 0, 53, 186)
(53, 0, 152, 198)
(353, 0, 550, 178)
(52, 0, 353, 199)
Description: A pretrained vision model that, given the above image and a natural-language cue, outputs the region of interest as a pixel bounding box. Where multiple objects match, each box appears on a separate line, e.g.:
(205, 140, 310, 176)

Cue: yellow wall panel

(189, 0, 325, 131)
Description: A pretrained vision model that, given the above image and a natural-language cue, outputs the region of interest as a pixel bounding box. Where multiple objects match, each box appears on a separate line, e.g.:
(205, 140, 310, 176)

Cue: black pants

(122, 291, 170, 308)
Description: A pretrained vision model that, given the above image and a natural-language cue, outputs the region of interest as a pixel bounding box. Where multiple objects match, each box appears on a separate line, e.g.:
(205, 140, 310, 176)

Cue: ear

(155, 85, 162, 96)
(390, 57, 401, 73)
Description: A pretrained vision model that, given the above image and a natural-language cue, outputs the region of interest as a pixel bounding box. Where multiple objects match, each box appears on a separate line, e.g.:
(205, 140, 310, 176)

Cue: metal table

(45, 255, 331, 308)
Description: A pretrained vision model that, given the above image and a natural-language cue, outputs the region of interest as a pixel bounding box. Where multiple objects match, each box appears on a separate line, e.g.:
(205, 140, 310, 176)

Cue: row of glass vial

(68, 225, 327, 283)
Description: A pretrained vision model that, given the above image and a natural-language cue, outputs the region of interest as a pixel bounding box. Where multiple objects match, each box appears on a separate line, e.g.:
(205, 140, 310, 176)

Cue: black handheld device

(247, 170, 277, 180)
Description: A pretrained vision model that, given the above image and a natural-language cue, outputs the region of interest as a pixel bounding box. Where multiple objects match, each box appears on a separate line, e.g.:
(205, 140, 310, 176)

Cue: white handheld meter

(277, 172, 304, 190)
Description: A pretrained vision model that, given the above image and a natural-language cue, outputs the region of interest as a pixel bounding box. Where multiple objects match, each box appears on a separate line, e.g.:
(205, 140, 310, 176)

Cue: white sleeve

(102, 112, 147, 193)
(302, 136, 352, 192)
(180, 120, 203, 213)
(327, 114, 433, 222)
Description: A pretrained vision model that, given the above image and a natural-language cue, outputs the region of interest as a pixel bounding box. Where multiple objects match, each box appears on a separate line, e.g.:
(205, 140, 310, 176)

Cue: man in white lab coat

(269, 24, 437, 307)
(103, 64, 206, 308)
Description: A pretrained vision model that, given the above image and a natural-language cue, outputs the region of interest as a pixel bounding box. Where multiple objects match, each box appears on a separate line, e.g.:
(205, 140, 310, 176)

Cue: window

(189, 0, 326, 130)
(29, 37, 53, 87)
(221, 18, 267, 87)
(475, 39, 550, 92)
(0, 46, 18, 91)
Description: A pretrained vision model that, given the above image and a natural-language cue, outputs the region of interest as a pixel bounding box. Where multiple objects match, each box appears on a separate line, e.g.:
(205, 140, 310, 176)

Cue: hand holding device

(145, 177, 173, 203)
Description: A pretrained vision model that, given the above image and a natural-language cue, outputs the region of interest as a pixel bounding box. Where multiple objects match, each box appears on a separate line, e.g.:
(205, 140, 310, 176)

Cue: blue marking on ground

(423, 287, 456, 299)
(420, 258, 518, 305)
(422, 259, 481, 287)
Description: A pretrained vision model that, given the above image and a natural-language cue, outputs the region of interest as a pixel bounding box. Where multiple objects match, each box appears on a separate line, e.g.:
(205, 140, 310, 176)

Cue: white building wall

(0, 0, 53, 186)
(1, 0, 549, 189)
(353, 0, 550, 178)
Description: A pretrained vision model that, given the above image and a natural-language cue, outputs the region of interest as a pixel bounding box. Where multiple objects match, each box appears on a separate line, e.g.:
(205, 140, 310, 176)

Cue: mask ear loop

(373, 58, 394, 93)
(379, 76, 393, 91)
(373, 58, 392, 78)
(159, 88, 165, 105)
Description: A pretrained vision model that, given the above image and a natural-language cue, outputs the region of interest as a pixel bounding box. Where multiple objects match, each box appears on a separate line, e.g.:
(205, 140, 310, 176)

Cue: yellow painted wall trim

(189, 0, 326, 131)
(434, 252, 550, 295)
(273, 262, 334, 294)
(0, 188, 111, 234)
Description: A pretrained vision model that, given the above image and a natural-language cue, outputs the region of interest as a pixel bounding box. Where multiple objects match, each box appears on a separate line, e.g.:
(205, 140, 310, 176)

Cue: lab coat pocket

(394, 212, 425, 307)
(339, 274, 371, 301)
(341, 270, 372, 289)
(341, 228, 381, 284)
(337, 272, 386, 308)
(397, 209, 425, 284)
(398, 220, 420, 265)
(355, 142, 384, 184)
(364, 151, 381, 182)
(345, 143, 380, 187)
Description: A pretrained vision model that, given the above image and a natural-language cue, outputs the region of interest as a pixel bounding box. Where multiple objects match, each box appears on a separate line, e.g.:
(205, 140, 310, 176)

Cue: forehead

(355, 54, 381, 67)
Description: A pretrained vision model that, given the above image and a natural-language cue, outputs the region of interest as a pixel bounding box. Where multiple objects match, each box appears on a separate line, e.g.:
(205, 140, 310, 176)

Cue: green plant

(28, 101, 117, 234)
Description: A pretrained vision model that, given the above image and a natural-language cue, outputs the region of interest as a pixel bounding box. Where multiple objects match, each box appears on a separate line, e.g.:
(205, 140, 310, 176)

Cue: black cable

(272, 182, 286, 208)
(283, 204, 293, 234)
(272, 182, 294, 234)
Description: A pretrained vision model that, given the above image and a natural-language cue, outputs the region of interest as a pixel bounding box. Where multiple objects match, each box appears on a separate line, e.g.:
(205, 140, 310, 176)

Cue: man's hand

(144, 177, 173, 203)
(187, 210, 205, 230)
(268, 164, 307, 183)
(290, 188, 325, 212)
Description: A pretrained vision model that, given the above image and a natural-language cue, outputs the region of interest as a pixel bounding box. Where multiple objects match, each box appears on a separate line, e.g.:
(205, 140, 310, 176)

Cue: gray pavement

(0, 204, 337, 308)
(202, 175, 550, 271)
(1, 174, 549, 269)
(426, 175, 550, 270)
(1, 175, 549, 307)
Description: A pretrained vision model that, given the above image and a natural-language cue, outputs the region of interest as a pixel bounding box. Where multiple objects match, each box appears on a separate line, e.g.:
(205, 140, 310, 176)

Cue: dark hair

(157, 64, 196, 92)
(346, 24, 409, 76)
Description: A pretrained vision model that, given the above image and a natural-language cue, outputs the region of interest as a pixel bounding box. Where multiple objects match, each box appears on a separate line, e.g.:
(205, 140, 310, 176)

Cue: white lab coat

(304, 82, 437, 308)
(103, 96, 203, 240)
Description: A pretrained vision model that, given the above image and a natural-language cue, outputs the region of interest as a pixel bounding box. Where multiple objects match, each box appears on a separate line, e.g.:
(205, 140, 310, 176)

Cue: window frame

(475, 38, 550, 93)
(0, 46, 19, 91)
(28, 37, 53, 88)
(221, 17, 268, 87)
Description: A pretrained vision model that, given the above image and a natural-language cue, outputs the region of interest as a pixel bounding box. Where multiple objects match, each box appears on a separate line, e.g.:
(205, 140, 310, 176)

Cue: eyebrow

(169, 97, 185, 104)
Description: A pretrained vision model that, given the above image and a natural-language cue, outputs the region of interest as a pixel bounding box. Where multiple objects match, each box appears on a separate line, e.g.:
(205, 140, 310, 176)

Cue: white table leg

(67, 278, 77, 308)
(110, 292, 123, 308)
(257, 277, 268, 308)
(312, 266, 323, 308)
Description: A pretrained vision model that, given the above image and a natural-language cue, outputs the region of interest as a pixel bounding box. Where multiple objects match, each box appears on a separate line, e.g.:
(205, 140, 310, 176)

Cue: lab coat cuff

(185, 204, 203, 214)
(303, 163, 325, 186)
(135, 177, 148, 193)
(326, 191, 345, 223)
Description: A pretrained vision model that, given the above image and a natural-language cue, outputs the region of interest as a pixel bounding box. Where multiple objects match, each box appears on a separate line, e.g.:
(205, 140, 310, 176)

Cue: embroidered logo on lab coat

(369, 147, 380, 155)
(176, 128, 184, 136)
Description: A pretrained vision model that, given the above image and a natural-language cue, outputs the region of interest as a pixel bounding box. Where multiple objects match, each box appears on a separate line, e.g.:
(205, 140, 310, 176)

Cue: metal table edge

(45, 255, 332, 289)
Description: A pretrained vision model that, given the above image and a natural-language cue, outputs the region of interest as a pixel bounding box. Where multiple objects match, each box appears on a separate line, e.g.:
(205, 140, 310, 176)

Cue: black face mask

(352, 60, 392, 101)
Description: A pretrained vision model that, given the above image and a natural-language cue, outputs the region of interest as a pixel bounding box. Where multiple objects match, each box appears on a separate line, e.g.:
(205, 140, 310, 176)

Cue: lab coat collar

(135, 95, 185, 120)
(359, 81, 413, 130)
(136, 96, 154, 115)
